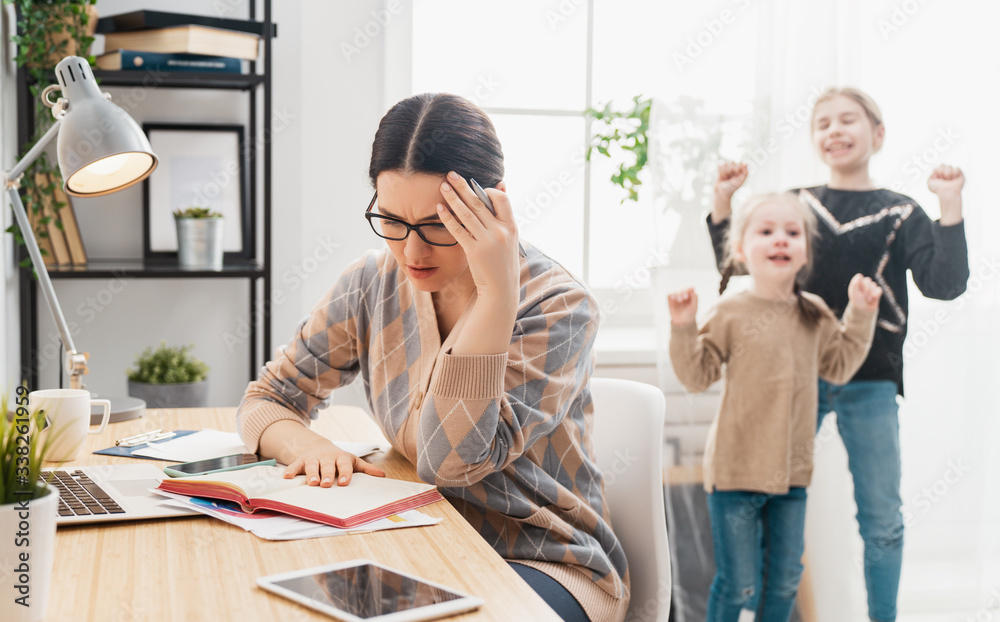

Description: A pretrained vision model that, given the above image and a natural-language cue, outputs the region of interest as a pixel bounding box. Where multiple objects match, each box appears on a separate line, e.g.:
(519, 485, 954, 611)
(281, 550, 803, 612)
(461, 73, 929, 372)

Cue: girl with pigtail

(668, 191, 882, 622)
(708, 88, 970, 622)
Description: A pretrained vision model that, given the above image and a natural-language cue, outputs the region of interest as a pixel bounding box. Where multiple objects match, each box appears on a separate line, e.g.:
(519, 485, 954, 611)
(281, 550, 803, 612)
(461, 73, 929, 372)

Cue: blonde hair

(720, 192, 823, 325)
(811, 87, 883, 132)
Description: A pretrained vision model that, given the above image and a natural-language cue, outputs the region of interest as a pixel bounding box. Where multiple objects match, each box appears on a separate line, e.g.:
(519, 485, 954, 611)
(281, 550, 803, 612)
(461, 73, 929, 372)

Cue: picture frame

(142, 123, 252, 260)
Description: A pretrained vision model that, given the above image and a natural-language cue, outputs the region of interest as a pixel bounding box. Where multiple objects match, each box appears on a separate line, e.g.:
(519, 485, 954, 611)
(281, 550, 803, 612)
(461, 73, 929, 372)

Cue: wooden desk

(47, 407, 560, 621)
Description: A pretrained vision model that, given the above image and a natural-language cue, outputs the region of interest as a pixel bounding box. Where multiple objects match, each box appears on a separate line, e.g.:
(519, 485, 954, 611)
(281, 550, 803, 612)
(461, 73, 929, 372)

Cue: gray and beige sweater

(670, 291, 877, 494)
(238, 244, 629, 622)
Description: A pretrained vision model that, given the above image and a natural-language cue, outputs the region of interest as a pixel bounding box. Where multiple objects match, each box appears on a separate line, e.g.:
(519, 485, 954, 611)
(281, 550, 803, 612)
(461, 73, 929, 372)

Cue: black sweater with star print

(707, 186, 969, 395)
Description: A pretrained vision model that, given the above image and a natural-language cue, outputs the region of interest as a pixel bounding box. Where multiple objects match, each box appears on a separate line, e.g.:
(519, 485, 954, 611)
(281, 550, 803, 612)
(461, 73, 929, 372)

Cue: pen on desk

(469, 178, 526, 257)
(117, 431, 176, 447)
(116, 429, 161, 446)
(115, 429, 176, 447)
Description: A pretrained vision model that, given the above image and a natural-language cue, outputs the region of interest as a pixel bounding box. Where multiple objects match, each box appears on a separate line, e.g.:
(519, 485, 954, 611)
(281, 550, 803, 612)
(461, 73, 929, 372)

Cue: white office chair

(590, 377, 672, 622)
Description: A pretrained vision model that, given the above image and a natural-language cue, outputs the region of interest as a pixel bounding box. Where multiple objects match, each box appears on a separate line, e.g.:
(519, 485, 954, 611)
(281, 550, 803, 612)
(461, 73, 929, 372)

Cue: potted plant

(126, 342, 210, 408)
(1, 386, 58, 622)
(4, 0, 98, 267)
(585, 94, 651, 204)
(173, 207, 225, 270)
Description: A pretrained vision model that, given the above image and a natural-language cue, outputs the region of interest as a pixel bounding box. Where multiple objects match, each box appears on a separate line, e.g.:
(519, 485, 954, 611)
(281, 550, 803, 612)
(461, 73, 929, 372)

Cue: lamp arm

(5, 117, 90, 388)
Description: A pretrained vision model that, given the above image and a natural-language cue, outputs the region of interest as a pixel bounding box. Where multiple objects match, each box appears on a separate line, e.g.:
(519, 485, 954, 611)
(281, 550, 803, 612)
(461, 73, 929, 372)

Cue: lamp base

(90, 395, 145, 425)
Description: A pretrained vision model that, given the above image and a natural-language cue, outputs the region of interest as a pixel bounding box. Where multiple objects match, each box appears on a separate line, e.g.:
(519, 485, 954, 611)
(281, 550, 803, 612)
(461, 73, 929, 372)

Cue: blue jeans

(817, 379, 903, 622)
(706, 487, 807, 622)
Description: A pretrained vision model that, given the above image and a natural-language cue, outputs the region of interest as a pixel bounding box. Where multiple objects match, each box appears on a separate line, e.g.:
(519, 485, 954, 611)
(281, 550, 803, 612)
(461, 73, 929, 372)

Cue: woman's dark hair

(369, 93, 504, 189)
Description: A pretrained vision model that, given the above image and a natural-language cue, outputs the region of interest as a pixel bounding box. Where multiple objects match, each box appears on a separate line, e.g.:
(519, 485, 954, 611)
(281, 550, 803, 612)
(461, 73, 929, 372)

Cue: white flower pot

(0, 487, 58, 622)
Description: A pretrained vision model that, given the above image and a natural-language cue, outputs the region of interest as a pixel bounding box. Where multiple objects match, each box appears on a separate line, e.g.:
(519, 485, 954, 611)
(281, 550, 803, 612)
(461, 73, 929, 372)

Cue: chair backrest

(590, 377, 671, 622)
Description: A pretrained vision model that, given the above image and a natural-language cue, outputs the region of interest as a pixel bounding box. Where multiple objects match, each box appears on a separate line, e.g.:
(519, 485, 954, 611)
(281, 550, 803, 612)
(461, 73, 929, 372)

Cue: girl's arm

(818, 275, 881, 384)
(668, 291, 725, 393)
(902, 166, 970, 300)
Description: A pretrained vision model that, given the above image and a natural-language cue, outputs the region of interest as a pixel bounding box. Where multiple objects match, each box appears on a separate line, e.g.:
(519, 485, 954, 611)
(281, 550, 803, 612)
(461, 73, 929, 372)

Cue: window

(409, 0, 760, 326)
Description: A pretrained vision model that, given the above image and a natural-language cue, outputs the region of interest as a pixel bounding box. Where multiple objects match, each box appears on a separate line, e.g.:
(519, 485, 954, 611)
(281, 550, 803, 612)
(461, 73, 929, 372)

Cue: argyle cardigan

(238, 244, 629, 622)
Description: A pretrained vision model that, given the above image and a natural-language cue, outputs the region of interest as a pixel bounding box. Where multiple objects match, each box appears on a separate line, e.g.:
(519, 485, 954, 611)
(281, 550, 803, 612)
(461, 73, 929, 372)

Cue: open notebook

(156, 465, 444, 528)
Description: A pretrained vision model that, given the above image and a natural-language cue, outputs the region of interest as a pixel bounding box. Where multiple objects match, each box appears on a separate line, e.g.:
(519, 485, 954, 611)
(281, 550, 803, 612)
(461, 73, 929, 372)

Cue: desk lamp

(5, 56, 157, 419)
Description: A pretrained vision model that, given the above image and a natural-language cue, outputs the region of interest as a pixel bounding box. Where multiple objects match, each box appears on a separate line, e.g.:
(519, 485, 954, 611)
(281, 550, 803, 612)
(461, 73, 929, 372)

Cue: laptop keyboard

(47, 470, 126, 518)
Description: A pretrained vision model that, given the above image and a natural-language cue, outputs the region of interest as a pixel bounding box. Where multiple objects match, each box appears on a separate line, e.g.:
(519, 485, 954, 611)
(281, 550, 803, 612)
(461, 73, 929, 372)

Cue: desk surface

(48, 407, 560, 621)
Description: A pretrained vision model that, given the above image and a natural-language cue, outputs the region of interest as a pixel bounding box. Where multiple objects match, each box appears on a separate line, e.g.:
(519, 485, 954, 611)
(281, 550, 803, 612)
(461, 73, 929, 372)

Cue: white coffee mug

(28, 389, 112, 462)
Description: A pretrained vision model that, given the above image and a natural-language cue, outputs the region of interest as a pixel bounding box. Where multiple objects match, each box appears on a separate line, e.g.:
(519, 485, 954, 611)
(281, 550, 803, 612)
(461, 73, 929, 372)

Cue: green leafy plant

(1, 386, 56, 504)
(3, 0, 98, 268)
(127, 342, 210, 385)
(173, 207, 223, 219)
(584, 94, 652, 203)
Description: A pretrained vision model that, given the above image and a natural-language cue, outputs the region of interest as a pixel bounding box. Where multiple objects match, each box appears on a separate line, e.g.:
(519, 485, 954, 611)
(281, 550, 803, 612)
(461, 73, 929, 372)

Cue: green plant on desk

(127, 342, 209, 385)
(0, 386, 54, 504)
(127, 343, 211, 409)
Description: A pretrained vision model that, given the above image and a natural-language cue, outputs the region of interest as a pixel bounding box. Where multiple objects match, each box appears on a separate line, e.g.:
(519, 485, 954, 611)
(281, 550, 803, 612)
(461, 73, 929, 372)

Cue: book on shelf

(102, 25, 260, 62)
(96, 9, 276, 38)
(32, 171, 87, 266)
(52, 182, 87, 265)
(156, 465, 445, 529)
(96, 50, 243, 73)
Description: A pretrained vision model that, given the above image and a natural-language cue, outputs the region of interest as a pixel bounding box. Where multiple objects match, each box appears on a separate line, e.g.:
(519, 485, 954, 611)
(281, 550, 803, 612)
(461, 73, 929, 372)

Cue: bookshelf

(16, 1, 274, 389)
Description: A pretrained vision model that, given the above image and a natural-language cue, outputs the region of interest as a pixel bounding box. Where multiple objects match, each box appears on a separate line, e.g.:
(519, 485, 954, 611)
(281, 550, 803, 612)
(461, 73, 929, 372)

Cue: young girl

(708, 88, 969, 622)
(669, 192, 881, 622)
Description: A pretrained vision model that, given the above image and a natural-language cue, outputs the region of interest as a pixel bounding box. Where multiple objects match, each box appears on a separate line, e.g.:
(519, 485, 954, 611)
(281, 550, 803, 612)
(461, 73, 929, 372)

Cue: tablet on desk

(257, 559, 484, 622)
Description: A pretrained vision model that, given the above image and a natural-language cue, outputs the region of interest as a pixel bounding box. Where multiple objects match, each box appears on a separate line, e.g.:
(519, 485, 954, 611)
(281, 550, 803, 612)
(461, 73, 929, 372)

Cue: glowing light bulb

(81, 153, 131, 176)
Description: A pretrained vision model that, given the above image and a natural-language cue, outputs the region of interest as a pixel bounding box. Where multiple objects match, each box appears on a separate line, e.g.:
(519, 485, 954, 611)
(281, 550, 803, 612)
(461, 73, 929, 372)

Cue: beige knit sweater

(238, 246, 628, 622)
(670, 291, 877, 494)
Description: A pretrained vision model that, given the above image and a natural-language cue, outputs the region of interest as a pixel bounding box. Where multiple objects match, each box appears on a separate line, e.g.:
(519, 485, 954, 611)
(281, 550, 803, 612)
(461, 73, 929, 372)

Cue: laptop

(43, 463, 200, 526)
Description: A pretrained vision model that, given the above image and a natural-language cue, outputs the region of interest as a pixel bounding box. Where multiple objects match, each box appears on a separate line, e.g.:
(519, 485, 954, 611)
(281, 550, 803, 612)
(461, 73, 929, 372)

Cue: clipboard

(93, 430, 198, 460)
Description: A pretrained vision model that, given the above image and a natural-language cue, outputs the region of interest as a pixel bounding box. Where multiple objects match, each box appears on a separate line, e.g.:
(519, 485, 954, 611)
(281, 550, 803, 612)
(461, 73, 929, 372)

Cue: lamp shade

(53, 56, 158, 197)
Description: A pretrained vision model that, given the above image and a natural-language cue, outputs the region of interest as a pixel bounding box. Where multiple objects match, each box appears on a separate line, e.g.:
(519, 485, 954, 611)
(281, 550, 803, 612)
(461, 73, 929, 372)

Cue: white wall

(17, 1, 394, 409)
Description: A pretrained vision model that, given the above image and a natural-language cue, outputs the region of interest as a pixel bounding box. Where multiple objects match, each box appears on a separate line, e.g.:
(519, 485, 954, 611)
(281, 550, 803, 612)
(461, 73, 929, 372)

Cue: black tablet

(257, 559, 484, 622)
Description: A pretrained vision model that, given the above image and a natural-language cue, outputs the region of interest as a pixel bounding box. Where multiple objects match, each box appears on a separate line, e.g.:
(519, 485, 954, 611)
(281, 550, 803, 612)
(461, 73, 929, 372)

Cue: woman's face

(374, 170, 473, 294)
(811, 95, 884, 172)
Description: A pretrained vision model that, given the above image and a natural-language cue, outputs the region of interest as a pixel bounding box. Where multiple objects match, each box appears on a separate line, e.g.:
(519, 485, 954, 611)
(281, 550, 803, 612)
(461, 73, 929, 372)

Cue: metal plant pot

(176, 217, 224, 270)
(128, 379, 209, 408)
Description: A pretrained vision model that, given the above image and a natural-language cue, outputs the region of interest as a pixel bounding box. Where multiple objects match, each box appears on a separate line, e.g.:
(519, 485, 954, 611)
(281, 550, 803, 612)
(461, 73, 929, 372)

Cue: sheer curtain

(746, 1, 1000, 618)
(649, 0, 999, 618)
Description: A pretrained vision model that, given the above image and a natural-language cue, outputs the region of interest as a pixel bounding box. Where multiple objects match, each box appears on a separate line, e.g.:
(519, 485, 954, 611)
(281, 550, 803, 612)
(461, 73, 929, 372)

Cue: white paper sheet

(154, 490, 440, 540)
(132, 429, 381, 462)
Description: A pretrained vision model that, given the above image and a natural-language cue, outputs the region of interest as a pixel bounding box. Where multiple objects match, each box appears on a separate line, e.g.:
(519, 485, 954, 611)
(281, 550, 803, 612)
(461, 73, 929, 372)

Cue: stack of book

(95, 10, 274, 74)
(31, 172, 87, 266)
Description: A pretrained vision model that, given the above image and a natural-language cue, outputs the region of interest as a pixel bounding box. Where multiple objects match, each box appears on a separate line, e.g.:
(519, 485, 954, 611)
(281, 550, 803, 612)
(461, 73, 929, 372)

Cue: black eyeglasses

(364, 192, 458, 247)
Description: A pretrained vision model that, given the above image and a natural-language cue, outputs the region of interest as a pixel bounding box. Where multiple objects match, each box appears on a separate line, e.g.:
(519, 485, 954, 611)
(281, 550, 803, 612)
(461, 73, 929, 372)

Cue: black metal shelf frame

(17, 1, 273, 387)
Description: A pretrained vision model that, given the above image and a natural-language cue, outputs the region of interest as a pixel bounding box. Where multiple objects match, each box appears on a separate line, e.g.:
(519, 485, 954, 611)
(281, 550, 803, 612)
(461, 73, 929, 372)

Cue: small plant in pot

(173, 206, 224, 271)
(126, 342, 210, 408)
(1, 386, 59, 621)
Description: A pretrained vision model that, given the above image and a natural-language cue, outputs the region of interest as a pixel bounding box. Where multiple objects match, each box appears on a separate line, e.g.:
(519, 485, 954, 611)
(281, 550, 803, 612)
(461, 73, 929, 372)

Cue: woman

(237, 93, 629, 622)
